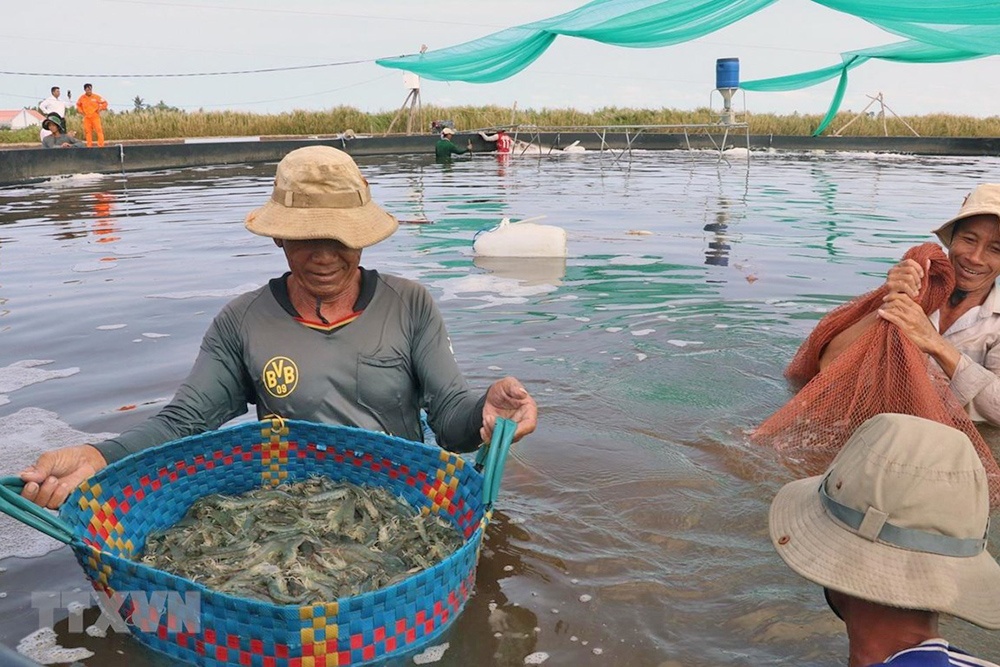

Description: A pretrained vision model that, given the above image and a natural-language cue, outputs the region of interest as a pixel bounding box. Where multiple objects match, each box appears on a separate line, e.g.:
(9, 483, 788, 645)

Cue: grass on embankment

(3, 105, 1000, 144)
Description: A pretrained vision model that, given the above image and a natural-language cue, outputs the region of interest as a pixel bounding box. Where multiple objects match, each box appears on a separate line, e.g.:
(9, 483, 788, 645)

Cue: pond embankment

(2, 132, 999, 185)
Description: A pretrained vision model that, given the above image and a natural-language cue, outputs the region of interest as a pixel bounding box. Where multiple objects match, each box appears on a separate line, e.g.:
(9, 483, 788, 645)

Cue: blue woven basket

(0, 417, 517, 667)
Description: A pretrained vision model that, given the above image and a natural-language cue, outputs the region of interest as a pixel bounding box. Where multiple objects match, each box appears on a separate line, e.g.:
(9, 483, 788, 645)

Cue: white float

(473, 217, 567, 258)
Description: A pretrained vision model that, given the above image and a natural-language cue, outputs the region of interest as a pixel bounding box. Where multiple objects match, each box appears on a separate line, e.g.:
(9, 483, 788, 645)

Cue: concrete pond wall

(2, 132, 999, 186)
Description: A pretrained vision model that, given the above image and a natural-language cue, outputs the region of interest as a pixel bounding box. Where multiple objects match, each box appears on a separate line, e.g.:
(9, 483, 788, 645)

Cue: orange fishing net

(754, 242, 1000, 506)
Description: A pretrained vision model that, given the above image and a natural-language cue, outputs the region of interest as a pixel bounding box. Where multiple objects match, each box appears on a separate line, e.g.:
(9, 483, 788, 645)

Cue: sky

(1, 0, 998, 120)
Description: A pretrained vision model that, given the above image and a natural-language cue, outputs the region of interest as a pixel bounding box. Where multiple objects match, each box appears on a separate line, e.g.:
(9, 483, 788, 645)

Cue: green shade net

(376, 0, 1000, 136)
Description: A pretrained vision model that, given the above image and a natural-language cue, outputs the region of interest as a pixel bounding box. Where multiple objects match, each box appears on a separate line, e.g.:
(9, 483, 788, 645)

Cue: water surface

(2, 149, 1000, 666)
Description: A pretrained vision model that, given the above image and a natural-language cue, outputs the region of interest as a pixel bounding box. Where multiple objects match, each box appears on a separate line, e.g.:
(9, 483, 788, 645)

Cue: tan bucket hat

(245, 146, 398, 248)
(932, 183, 1000, 246)
(769, 413, 1000, 629)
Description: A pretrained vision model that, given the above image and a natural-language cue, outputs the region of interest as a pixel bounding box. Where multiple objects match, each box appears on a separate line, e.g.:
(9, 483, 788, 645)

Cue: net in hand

(753, 242, 1000, 506)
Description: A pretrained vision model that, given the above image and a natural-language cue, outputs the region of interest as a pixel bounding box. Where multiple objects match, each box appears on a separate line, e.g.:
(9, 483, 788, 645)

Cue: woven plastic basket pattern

(58, 419, 488, 667)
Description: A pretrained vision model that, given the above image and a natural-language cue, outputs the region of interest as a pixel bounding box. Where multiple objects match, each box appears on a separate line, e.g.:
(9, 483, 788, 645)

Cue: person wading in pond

(821, 184, 1000, 425)
(434, 127, 471, 163)
(20, 145, 538, 508)
(478, 128, 513, 155)
(770, 413, 1000, 666)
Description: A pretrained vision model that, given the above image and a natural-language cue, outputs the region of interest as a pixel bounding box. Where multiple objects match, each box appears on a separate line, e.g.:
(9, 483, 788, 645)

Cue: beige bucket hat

(932, 183, 1000, 246)
(245, 146, 398, 248)
(769, 413, 1000, 629)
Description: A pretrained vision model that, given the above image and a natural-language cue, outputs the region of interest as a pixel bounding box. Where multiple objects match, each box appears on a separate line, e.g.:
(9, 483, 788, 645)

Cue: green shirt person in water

(435, 127, 471, 162)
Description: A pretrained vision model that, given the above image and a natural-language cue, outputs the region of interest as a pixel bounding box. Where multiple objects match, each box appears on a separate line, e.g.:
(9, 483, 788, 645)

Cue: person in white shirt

(38, 86, 66, 125)
(821, 183, 1000, 425)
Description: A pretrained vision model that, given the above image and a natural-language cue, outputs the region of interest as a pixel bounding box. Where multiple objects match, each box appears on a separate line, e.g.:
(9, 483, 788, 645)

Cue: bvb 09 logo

(263, 356, 298, 398)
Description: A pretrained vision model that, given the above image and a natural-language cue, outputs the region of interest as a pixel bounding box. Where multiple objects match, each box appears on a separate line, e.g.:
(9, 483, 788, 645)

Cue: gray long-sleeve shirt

(95, 269, 487, 462)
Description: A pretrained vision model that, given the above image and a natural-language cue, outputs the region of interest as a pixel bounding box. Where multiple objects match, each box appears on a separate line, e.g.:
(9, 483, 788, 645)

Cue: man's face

(277, 238, 362, 301)
(948, 214, 1000, 298)
(53, 88, 60, 99)
(84, 87, 93, 96)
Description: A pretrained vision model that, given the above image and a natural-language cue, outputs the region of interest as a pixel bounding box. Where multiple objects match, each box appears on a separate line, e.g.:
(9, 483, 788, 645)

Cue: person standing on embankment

(75, 83, 108, 147)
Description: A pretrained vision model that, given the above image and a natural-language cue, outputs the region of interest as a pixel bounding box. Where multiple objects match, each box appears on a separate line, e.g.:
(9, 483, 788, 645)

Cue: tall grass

(3, 105, 1000, 144)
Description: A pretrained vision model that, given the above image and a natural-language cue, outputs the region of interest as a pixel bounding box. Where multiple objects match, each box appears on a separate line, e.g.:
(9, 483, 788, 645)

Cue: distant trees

(131, 96, 181, 113)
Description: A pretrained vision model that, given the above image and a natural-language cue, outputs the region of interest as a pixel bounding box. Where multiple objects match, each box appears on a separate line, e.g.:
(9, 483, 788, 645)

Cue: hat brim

(933, 210, 1000, 246)
(244, 199, 398, 248)
(769, 475, 1000, 629)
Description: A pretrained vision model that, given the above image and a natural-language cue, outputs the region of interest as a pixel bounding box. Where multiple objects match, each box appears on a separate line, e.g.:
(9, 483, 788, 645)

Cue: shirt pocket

(357, 354, 415, 434)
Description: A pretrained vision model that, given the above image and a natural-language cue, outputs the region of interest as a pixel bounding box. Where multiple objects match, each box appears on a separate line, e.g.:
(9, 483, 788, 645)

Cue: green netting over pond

(376, 0, 1000, 136)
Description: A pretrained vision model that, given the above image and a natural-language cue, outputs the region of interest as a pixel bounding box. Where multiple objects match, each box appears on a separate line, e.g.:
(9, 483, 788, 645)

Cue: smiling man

(20, 146, 538, 508)
(815, 184, 1000, 426)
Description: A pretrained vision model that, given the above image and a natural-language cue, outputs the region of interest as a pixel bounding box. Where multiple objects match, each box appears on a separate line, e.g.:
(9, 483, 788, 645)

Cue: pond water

(1, 148, 1000, 666)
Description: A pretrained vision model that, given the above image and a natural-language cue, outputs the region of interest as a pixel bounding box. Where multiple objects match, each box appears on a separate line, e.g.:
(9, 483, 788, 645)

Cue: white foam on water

(631, 329, 655, 337)
(149, 282, 261, 300)
(86, 625, 107, 638)
(607, 256, 659, 266)
(96, 324, 128, 330)
(635, 354, 648, 361)
(592, 647, 604, 655)
(518, 347, 536, 352)
(488, 366, 503, 371)
(605, 327, 623, 333)
(0, 395, 9, 407)
(437, 275, 556, 305)
(42, 173, 107, 187)
(575, 317, 591, 322)
(412, 642, 449, 664)
(667, 340, 703, 348)
(523, 652, 550, 664)
(16, 627, 94, 664)
(141, 332, 170, 339)
(579, 594, 593, 602)
(0, 407, 117, 560)
(0, 360, 79, 394)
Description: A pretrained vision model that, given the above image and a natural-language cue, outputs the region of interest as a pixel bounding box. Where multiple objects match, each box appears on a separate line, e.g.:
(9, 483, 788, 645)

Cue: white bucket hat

(770, 413, 1000, 629)
(441, 127, 455, 136)
(245, 146, 398, 248)
(932, 183, 1000, 246)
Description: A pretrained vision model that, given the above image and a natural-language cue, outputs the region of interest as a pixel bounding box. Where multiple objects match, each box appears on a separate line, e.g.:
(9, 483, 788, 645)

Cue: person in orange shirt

(75, 82, 108, 147)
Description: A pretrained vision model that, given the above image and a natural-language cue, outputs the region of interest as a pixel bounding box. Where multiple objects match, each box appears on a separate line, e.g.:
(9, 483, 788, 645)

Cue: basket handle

(0, 476, 75, 544)
(475, 417, 517, 508)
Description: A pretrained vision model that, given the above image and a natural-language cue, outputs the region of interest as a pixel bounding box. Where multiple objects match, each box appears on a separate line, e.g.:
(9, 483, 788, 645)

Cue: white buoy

(473, 217, 567, 258)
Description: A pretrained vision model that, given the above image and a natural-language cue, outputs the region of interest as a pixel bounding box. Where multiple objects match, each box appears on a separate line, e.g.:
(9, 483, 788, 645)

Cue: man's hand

(481, 377, 537, 444)
(884, 258, 928, 299)
(878, 291, 961, 377)
(20, 445, 107, 509)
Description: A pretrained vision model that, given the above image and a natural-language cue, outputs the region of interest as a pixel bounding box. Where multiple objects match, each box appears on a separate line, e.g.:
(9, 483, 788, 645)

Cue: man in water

(819, 185, 1000, 425)
(21, 146, 537, 508)
(435, 127, 471, 162)
(770, 413, 1000, 666)
(478, 128, 513, 155)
